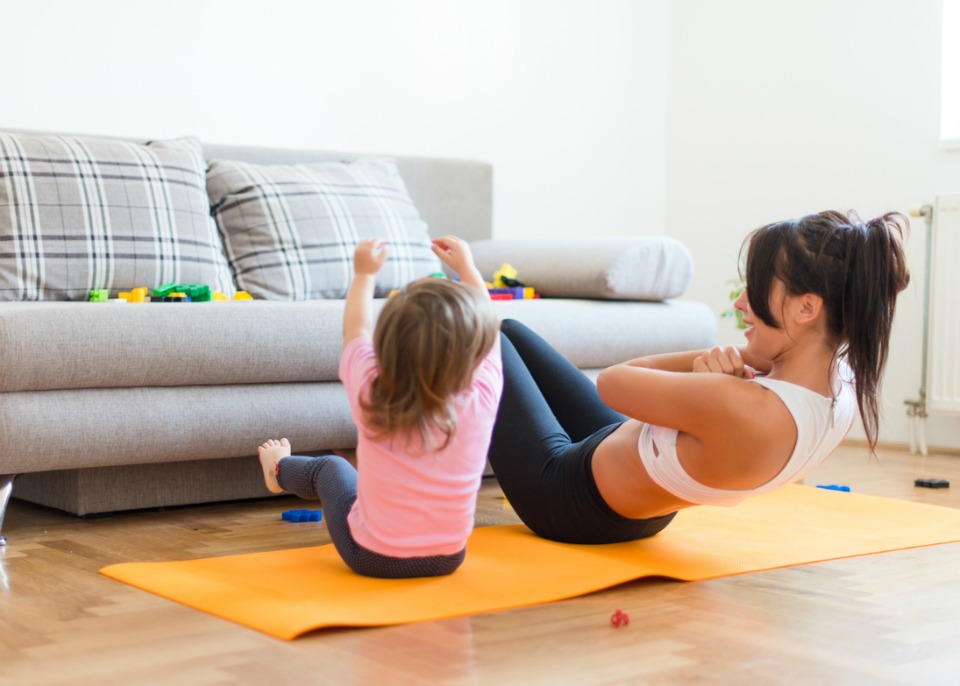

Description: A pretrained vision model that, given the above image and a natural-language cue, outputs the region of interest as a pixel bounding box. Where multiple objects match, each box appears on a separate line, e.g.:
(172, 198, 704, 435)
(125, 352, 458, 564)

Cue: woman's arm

(620, 345, 773, 377)
(618, 350, 709, 372)
(598, 365, 744, 433)
(343, 240, 387, 349)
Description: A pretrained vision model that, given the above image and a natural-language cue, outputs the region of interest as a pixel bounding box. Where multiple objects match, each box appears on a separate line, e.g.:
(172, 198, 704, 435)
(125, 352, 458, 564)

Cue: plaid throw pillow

(0, 133, 234, 301)
(0, 132, 234, 300)
(206, 158, 442, 300)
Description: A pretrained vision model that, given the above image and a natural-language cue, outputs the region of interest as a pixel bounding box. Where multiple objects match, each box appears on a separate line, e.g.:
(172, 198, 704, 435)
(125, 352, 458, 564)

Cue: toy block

(281, 509, 323, 523)
(119, 290, 147, 303)
(212, 291, 229, 301)
(180, 283, 212, 302)
(493, 263, 518, 288)
(427, 272, 447, 279)
(88, 289, 109, 302)
(490, 294, 513, 301)
(915, 478, 950, 488)
(153, 283, 179, 299)
(233, 291, 253, 300)
(816, 484, 851, 492)
(488, 287, 528, 300)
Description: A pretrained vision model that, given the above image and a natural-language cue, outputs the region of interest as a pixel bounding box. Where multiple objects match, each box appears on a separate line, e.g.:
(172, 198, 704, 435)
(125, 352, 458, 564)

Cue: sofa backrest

(0, 127, 493, 301)
(202, 142, 494, 243)
(1, 127, 494, 243)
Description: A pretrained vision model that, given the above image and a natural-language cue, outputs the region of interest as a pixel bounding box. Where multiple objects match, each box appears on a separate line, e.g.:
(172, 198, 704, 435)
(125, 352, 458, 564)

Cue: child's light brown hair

(360, 278, 500, 451)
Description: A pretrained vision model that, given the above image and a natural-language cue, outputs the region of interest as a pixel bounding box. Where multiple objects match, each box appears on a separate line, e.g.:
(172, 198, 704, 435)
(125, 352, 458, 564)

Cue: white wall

(3, 1, 958, 448)
(0, 0, 669, 241)
(666, 0, 960, 448)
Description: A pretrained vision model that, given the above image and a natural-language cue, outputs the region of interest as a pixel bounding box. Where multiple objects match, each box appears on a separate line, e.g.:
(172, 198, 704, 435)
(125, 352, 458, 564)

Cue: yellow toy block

(233, 291, 253, 300)
(212, 291, 229, 301)
(118, 288, 147, 303)
(493, 263, 518, 288)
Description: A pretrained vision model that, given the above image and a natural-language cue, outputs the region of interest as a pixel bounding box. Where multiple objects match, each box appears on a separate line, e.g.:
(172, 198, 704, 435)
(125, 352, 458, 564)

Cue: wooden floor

(2, 444, 960, 685)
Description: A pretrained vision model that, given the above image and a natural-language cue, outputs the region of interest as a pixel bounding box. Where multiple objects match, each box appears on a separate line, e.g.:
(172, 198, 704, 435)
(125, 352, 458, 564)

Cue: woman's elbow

(596, 367, 620, 406)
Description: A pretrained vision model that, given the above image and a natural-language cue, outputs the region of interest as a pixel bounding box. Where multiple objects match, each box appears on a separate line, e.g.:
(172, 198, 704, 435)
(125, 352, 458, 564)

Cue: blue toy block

(816, 484, 851, 492)
(281, 509, 323, 523)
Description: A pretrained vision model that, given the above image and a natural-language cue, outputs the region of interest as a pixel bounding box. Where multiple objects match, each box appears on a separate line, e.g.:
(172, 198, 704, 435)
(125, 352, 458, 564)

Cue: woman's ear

(794, 293, 824, 325)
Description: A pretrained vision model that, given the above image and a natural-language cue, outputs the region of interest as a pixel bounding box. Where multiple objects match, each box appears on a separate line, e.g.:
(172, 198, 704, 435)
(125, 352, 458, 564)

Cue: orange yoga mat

(100, 485, 960, 640)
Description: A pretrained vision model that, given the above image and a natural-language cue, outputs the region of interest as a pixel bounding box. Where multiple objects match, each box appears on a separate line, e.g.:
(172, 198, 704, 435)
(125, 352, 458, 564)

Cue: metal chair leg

(0, 475, 16, 547)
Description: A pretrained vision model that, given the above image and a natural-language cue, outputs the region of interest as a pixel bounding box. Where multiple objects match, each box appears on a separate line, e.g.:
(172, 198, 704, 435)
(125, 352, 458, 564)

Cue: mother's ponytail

(839, 212, 910, 450)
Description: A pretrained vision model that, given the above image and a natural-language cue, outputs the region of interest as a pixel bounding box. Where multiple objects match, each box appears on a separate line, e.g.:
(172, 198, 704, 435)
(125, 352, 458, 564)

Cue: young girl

(487, 210, 910, 544)
(259, 236, 502, 578)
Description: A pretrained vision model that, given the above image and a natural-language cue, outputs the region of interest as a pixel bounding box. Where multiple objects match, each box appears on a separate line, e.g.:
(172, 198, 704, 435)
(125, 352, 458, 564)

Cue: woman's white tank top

(637, 373, 857, 506)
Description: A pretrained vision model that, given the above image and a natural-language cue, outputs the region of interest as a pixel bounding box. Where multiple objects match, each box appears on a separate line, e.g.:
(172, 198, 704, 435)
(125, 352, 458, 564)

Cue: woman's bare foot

(258, 438, 291, 494)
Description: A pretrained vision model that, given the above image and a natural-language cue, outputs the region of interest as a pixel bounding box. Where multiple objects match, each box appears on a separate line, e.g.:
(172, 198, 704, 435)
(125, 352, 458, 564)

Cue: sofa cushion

(0, 298, 716, 392)
(0, 133, 234, 301)
(469, 237, 695, 301)
(206, 158, 443, 300)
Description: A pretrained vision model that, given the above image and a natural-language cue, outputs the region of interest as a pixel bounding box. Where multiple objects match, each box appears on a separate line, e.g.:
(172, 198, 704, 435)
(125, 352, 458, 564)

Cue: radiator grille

(927, 194, 960, 415)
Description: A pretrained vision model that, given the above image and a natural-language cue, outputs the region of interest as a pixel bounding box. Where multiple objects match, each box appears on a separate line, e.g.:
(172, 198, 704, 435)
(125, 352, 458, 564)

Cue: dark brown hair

(741, 210, 910, 451)
(360, 278, 500, 452)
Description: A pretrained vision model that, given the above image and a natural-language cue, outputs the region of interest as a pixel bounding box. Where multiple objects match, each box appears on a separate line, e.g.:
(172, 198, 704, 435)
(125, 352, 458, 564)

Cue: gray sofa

(0, 129, 717, 544)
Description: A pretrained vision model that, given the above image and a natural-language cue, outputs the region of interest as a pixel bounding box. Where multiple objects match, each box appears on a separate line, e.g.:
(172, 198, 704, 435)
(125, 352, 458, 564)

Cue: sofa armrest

(469, 236, 694, 301)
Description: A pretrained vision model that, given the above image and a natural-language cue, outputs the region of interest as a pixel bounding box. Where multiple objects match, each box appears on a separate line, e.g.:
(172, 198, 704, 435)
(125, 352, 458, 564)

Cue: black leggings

(487, 319, 676, 544)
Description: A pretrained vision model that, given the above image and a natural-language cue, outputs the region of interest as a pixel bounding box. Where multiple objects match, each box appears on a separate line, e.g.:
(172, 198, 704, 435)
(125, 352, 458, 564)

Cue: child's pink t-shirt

(339, 334, 503, 558)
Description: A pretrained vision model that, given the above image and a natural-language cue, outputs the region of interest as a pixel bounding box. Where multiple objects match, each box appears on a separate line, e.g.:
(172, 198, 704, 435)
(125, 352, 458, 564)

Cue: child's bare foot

(258, 438, 291, 494)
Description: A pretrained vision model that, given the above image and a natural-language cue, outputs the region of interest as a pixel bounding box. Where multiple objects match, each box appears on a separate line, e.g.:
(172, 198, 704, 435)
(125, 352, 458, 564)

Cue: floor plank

(2, 444, 959, 685)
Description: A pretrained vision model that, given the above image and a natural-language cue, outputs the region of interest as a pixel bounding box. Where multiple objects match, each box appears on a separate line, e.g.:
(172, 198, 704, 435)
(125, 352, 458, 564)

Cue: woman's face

(734, 279, 790, 361)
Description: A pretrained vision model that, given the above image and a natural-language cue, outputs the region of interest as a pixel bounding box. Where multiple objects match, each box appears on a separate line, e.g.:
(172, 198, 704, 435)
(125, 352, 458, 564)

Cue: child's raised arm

(343, 239, 387, 349)
(431, 236, 488, 295)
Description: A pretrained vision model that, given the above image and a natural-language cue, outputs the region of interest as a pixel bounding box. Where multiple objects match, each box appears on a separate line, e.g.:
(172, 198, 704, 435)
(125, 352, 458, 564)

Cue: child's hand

(431, 236, 474, 274)
(431, 236, 473, 274)
(692, 346, 756, 379)
(431, 236, 486, 292)
(355, 239, 388, 276)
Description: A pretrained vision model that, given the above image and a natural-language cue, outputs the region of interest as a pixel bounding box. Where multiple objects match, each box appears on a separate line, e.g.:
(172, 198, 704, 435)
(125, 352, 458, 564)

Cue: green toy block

(181, 283, 212, 301)
(88, 289, 109, 302)
(153, 282, 179, 299)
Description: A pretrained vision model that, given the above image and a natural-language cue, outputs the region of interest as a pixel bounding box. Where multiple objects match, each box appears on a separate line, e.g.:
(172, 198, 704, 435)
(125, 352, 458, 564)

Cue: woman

(487, 210, 910, 544)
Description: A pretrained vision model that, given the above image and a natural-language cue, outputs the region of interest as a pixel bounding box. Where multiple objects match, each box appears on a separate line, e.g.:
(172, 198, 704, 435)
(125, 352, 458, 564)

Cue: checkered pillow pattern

(206, 158, 442, 300)
(0, 133, 234, 301)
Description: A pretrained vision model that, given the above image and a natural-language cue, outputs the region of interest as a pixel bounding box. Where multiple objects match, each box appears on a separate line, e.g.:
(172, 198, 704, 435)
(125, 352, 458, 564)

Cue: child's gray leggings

(277, 454, 465, 578)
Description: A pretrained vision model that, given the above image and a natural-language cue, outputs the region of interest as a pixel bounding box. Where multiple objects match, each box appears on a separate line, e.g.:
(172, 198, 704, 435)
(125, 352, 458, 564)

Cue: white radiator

(926, 194, 960, 415)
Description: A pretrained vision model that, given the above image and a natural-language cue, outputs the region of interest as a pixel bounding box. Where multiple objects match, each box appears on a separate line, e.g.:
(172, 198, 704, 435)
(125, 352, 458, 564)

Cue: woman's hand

(692, 346, 756, 379)
(354, 239, 388, 275)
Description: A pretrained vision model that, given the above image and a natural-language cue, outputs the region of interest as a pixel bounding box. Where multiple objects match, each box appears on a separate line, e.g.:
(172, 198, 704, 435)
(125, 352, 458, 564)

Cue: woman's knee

(500, 318, 526, 338)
